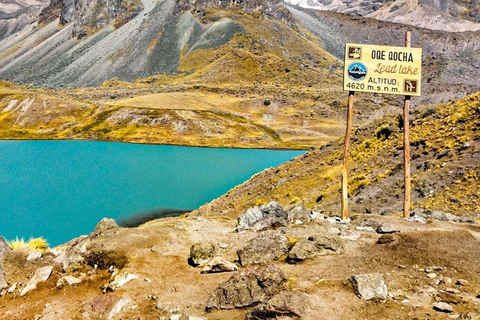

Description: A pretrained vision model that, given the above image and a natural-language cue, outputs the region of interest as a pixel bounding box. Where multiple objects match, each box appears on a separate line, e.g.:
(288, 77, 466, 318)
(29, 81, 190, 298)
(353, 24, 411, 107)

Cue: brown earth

(1, 214, 480, 319)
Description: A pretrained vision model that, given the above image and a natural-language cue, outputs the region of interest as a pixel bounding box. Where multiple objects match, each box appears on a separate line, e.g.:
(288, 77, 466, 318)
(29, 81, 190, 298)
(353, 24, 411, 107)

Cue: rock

(0, 236, 11, 260)
(376, 234, 395, 244)
(201, 257, 238, 274)
(287, 206, 312, 223)
(437, 148, 451, 159)
(410, 209, 474, 224)
(426, 266, 443, 272)
(288, 234, 343, 262)
(61, 235, 91, 272)
(288, 238, 317, 262)
(236, 201, 287, 232)
(340, 230, 361, 241)
(206, 265, 287, 311)
(26, 250, 42, 261)
(351, 273, 388, 301)
(376, 223, 399, 234)
(56, 275, 82, 288)
(438, 290, 462, 304)
(325, 216, 343, 224)
(0, 271, 7, 292)
(264, 98, 271, 106)
(245, 291, 309, 319)
(356, 226, 376, 232)
(237, 231, 288, 266)
(190, 242, 216, 267)
(407, 214, 427, 224)
(106, 272, 138, 292)
(93, 218, 119, 234)
(426, 273, 437, 279)
(456, 279, 469, 287)
(7, 283, 17, 294)
(358, 218, 382, 229)
(20, 266, 54, 296)
(433, 302, 453, 313)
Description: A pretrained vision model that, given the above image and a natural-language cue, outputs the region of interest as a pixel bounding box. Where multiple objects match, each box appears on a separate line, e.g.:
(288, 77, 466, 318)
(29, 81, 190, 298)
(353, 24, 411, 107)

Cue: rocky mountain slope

(286, 0, 480, 31)
(0, 0, 478, 104)
(0, 0, 49, 40)
(195, 92, 480, 219)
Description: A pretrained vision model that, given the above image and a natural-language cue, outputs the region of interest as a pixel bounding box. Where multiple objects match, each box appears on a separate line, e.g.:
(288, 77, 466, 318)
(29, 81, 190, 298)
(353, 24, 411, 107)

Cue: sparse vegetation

(6, 237, 49, 251)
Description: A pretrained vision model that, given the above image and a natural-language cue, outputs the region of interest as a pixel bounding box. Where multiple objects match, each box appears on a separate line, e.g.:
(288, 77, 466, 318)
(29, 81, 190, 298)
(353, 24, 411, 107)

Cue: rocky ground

(1, 202, 480, 319)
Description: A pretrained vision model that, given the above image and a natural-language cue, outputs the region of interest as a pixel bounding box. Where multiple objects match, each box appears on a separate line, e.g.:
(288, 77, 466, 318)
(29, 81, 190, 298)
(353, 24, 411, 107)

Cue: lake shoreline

(0, 137, 311, 151)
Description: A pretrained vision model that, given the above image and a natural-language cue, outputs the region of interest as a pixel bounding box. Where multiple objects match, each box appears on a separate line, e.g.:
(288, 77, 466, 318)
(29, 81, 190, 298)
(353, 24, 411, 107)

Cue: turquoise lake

(0, 140, 304, 246)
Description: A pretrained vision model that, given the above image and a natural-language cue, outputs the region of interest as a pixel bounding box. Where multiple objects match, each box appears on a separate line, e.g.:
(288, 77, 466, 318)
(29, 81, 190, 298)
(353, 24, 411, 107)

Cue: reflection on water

(118, 208, 191, 227)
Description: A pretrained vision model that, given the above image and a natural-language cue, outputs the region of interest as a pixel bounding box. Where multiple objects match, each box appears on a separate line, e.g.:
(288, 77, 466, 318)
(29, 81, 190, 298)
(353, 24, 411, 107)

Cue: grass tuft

(6, 237, 49, 251)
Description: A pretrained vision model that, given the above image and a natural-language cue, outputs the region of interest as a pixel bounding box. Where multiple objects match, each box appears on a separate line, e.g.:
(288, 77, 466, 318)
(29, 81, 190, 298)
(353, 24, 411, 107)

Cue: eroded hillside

(195, 92, 480, 219)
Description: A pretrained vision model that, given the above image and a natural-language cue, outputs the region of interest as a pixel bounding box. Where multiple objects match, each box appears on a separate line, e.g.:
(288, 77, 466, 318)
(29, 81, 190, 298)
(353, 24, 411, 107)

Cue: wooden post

(403, 31, 412, 218)
(341, 91, 354, 220)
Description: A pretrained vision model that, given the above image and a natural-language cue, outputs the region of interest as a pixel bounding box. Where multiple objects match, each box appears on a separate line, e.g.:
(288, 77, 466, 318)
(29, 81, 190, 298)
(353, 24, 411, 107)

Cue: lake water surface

(0, 141, 304, 246)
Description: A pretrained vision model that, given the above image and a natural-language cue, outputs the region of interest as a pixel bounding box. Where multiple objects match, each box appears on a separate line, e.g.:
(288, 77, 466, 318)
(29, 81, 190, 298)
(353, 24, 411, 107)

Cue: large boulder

(288, 234, 343, 262)
(237, 231, 289, 266)
(237, 202, 287, 232)
(245, 291, 310, 319)
(206, 265, 287, 311)
(190, 242, 216, 267)
(351, 273, 388, 301)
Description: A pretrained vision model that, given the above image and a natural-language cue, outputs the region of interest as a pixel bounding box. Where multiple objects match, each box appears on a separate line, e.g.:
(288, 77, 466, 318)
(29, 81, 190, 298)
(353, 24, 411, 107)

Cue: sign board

(343, 43, 422, 96)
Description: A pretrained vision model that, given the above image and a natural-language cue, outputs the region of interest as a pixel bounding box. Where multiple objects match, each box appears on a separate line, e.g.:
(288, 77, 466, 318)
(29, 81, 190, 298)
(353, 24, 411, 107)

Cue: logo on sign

(348, 47, 362, 60)
(404, 79, 418, 93)
(348, 63, 367, 81)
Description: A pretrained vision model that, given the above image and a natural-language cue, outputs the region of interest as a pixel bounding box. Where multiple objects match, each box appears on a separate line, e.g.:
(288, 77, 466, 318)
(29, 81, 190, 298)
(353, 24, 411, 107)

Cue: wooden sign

(341, 32, 421, 221)
(343, 43, 422, 96)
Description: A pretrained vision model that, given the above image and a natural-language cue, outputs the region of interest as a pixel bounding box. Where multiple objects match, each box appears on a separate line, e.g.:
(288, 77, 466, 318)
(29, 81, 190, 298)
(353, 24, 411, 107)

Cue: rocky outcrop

(351, 273, 388, 301)
(237, 231, 288, 266)
(206, 264, 287, 311)
(0, 0, 50, 40)
(237, 202, 288, 232)
(40, 0, 144, 39)
(176, 0, 293, 24)
(190, 242, 216, 267)
(93, 218, 119, 235)
(411, 209, 475, 224)
(245, 291, 309, 319)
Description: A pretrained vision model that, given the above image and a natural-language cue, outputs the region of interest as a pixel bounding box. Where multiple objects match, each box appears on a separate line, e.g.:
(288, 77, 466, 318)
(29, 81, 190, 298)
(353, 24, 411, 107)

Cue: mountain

(0, 0, 49, 40)
(0, 0, 478, 104)
(285, 0, 480, 32)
